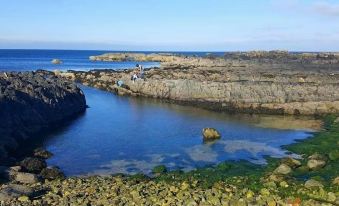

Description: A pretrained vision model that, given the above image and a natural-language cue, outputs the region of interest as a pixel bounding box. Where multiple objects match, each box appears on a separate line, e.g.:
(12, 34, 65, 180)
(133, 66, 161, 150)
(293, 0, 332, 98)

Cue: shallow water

(41, 86, 320, 176)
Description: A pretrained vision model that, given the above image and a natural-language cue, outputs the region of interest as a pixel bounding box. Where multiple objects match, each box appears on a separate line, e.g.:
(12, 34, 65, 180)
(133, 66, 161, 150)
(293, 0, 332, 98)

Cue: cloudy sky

(0, 0, 338, 51)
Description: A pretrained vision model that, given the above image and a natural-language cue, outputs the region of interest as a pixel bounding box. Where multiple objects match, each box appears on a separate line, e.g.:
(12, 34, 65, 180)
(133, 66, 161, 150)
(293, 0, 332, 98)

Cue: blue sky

(0, 0, 339, 51)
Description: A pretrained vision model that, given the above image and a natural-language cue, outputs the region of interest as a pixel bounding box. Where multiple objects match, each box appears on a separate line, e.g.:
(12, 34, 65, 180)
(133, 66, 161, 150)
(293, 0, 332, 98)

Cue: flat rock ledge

(57, 53, 339, 116)
(0, 71, 86, 162)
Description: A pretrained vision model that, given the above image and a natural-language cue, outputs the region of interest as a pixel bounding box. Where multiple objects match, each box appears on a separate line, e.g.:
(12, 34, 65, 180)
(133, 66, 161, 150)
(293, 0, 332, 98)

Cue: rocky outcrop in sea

(0, 71, 86, 162)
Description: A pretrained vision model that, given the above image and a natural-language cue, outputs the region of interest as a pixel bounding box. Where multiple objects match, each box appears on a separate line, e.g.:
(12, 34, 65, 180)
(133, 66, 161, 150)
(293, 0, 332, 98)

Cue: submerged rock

(202, 128, 221, 141)
(304, 179, 324, 188)
(332, 177, 339, 185)
(307, 153, 327, 170)
(281, 157, 301, 168)
(307, 159, 326, 170)
(273, 164, 292, 175)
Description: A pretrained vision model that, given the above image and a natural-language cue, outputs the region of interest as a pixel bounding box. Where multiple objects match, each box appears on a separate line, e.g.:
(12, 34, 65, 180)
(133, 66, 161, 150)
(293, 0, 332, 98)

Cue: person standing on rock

(138, 64, 144, 79)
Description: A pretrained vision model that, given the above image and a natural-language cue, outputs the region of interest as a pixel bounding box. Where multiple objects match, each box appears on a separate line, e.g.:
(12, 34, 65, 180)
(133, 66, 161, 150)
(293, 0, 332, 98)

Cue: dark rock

(40, 167, 65, 180)
(0, 71, 86, 162)
(33, 148, 53, 159)
(20, 157, 46, 173)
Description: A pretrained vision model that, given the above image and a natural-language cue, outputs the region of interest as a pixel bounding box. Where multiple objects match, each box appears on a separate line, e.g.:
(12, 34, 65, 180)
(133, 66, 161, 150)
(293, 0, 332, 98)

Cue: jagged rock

(20, 157, 46, 173)
(14, 172, 39, 184)
(33, 148, 53, 159)
(58, 55, 339, 116)
(40, 167, 65, 180)
(304, 179, 324, 188)
(0, 184, 34, 201)
(202, 128, 221, 141)
(0, 71, 86, 162)
(273, 164, 292, 175)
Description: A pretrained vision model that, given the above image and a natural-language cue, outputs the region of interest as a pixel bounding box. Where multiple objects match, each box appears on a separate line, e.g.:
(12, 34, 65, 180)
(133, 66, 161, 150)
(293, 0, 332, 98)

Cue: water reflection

(44, 86, 318, 176)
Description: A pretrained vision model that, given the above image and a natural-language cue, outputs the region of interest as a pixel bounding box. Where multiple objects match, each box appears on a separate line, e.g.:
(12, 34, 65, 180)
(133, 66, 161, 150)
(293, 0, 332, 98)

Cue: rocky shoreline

(0, 116, 338, 205)
(0, 71, 86, 163)
(57, 51, 339, 116)
(1, 52, 338, 205)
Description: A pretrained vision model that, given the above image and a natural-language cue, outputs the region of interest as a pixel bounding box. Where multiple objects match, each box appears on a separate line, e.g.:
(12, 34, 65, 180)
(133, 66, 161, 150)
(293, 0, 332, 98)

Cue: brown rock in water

(307, 153, 327, 170)
(273, 164, 292, 175)
(305, 179, 324, 188)
(281, 157, 301, 169)
(202, 128, 221, 141)
(332, 177, 339, 185)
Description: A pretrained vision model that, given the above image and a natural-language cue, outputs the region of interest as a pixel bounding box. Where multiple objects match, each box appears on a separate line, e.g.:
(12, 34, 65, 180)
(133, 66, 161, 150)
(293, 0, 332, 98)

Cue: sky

(0, 0, 339, 51)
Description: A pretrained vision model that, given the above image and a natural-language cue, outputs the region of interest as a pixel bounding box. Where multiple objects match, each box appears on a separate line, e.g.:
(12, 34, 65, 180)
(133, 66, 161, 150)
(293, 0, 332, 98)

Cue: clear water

(43, 86, 317, 176)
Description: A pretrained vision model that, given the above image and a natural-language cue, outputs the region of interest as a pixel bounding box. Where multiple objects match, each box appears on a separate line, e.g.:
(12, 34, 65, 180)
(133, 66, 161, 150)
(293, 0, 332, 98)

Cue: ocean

(0, 49, 225, 72)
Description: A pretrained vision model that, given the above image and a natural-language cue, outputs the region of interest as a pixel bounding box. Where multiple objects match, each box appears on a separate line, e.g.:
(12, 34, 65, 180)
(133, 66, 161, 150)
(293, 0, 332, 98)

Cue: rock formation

(51, 59, 62, 64)
(57, 52, 339, 116)
(0, 71, 86, 162)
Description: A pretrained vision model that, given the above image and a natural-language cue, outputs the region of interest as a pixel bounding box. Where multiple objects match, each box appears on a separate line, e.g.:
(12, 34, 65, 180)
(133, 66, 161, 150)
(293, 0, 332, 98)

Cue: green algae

(151, 115, 339, 199)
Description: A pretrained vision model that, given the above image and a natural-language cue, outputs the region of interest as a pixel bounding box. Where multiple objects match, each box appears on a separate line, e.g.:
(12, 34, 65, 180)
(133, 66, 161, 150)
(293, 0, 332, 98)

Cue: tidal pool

(43, 86, 320, 176)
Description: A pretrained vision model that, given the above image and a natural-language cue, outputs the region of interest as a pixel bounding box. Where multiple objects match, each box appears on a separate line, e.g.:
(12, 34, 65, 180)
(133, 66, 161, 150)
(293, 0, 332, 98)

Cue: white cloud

(312, 1, 339, 17)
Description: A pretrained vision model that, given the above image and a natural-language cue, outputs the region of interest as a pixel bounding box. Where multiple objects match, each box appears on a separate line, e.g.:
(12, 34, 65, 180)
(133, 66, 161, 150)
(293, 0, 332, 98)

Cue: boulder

(308, 153, 327, 161)
(51, 59, 62, 64)
(14, 172, 39, 184)
(20, 157, 46, 173)
(40, 167, 65, 180)
(33, 148, 53, 159)
(0, 184, 34, 201)
(273, 164, 292, 175)
(332, 177, 339, 185)
(307, 153, 327, 170)
(202, 128, 221, 141)
(281, 157, 301, 168)
(307, 159, 326, 170)
(304, 179, 324, 189)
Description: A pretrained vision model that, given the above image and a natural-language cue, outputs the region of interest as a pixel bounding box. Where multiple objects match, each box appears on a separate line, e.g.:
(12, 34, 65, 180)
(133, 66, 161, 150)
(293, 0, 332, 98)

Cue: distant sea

(0, 49, 224, 72)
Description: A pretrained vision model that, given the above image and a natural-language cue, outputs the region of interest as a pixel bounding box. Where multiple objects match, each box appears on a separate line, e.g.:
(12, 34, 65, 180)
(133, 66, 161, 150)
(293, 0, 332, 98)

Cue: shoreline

(1, 116, 338, 205)
(1, 53, 339, 204)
